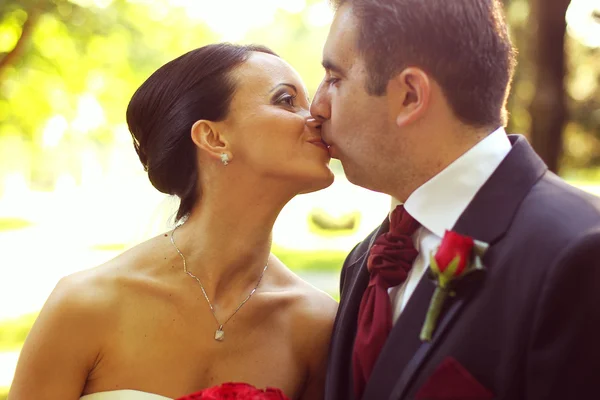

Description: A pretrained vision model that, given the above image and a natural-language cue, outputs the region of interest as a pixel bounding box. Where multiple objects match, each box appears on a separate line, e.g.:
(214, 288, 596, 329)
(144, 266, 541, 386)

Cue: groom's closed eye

(322, 59, 346, 77)
(325, 76, 341, 87)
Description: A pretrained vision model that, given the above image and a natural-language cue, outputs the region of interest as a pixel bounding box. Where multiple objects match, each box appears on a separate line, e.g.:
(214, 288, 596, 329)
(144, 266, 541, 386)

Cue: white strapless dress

(79, 382, 289, 399)
(80, 390, 171, 400)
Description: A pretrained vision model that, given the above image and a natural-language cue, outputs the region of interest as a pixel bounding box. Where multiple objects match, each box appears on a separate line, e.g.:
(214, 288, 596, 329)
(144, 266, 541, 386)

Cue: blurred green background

(0, 0, 599, 395)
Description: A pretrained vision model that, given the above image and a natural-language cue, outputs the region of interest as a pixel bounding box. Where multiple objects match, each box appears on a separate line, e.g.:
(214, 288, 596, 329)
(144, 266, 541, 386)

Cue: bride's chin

(297, 170, 335, 194)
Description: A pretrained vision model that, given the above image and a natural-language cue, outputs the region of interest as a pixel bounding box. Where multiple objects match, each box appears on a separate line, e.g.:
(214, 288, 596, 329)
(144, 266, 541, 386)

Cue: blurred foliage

(0, 313, 38, 397)
(89, 242, 127, 251)
(308, 208, 361, 235)
(273, 245, 346, 272)
(0, 217, 31, 231)
(564, 38, 600, 169)
(0, 0, 217, 190)
(0, 0, 220, 141)
(505, 0, 600, 171)
(0, 312, 37, 352)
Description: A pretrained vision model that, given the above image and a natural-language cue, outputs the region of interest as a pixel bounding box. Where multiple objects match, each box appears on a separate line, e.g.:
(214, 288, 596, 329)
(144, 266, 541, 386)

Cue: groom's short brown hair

(332, 0, 516, 128)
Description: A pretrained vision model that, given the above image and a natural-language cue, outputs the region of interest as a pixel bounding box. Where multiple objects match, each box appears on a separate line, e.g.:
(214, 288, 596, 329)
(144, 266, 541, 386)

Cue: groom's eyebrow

(322, 59, 345, 76)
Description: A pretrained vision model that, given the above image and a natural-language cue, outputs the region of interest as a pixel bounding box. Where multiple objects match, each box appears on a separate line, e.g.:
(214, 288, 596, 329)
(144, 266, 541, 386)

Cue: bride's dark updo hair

(127, 43, 277, 222)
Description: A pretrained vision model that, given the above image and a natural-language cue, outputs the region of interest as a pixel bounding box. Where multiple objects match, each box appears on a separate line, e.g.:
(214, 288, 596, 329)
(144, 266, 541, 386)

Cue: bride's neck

(169, 186, 292, 302)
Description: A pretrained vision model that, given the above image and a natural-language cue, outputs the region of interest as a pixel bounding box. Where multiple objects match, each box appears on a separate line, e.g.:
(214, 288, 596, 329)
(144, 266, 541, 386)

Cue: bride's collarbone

(84, 280, 307, 398)
(89, 315, 303, 397)
(105, 286, 299, 355)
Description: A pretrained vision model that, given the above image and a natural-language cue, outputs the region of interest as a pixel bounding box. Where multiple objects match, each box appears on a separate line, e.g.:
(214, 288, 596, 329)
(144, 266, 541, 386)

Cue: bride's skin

(9, 51, 338, 400)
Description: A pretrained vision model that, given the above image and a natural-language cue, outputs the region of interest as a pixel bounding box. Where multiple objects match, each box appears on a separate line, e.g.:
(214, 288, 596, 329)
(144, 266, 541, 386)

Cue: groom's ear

(191, 120, 232, 163)
(387, 68, 431, 128)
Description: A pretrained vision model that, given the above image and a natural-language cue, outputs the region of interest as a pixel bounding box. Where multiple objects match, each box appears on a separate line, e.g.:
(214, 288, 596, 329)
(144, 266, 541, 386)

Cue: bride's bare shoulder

(52, 233, 173, 314)
(11, 234, 174, 392)
(267, 255, 338, 333)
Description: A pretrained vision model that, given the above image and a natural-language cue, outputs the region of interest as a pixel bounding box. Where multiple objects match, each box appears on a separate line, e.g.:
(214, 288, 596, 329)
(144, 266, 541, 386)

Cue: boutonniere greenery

(420, 230, 489, 342)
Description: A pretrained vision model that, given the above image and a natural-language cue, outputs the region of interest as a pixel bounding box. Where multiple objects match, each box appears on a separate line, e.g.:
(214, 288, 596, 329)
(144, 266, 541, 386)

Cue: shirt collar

(391, 127, 512, 237)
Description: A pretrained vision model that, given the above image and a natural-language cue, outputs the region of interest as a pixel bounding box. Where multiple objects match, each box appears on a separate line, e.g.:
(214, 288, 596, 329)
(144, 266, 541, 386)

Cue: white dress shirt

(389, 127, 512, 323)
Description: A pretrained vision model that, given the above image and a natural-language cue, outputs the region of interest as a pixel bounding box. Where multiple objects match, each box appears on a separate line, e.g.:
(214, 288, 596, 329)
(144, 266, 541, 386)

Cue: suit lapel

(327, 219, 389, 400)
(365, 135, 548, 400)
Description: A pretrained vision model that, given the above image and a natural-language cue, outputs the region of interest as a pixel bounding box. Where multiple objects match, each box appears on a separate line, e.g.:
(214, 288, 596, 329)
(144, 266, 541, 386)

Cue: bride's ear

(191, 120, 232, 164)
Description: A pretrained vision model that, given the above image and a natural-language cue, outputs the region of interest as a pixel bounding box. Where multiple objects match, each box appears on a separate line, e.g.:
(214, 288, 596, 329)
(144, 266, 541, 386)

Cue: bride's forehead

(234, 53, 304, 91)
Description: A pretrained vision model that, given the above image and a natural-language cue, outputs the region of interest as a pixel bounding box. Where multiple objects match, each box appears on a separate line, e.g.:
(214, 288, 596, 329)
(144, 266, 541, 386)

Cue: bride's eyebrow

(269, 83, 298, 94)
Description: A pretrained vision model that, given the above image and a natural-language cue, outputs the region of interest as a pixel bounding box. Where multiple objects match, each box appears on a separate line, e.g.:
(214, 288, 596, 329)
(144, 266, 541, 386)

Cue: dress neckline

(80, 389, 171, 399)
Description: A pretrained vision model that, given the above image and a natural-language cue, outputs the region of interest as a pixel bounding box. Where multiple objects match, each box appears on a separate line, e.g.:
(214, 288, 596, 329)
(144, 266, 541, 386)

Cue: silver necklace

(170, 225, 269, 342)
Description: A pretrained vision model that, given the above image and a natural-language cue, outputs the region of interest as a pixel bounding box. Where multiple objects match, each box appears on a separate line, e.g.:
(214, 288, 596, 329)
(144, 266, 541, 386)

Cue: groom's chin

(341, 166, 379, 193)
(327, 145, 339, 160)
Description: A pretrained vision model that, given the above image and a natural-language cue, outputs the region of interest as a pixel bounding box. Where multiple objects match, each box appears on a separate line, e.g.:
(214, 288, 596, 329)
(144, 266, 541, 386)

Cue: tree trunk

(528, 0, 571, 173)
(0, 10, 38, 81)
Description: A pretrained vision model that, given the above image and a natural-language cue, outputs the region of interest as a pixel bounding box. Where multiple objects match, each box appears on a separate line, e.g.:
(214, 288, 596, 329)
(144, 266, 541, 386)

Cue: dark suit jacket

(325, 135, 600, 400)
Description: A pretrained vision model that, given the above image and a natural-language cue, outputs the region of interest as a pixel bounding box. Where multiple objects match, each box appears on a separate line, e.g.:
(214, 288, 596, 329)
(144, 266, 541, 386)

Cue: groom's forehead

(323, 5, 359, 69)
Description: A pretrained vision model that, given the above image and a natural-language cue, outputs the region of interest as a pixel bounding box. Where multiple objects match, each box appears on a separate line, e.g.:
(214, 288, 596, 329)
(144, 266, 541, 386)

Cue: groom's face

(311, 4, 395, 191)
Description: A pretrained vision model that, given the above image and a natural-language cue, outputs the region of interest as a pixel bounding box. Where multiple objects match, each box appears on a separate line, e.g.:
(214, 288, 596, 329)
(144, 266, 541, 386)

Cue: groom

(310, 0, 600, 399)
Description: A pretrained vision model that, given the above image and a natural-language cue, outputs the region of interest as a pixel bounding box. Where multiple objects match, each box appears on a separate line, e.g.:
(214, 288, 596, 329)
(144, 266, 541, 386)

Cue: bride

(9, 44, 338, 400)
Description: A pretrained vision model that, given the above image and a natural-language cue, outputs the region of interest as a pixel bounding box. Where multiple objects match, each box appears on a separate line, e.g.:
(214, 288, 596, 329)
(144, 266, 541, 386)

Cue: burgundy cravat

(352, 205, 420, 398)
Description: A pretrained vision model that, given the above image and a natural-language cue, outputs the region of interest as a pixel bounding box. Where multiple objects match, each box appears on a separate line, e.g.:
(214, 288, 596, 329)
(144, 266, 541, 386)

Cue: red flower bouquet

(176, 383, 290, 400)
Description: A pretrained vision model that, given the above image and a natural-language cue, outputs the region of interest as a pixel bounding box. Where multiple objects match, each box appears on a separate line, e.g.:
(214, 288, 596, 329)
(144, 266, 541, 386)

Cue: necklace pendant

(215, 328, 225, 341)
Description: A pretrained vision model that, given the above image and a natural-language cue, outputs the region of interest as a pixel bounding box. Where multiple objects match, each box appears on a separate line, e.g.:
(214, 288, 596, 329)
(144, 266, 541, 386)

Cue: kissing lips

(307, 137, 331, 151)
(320, 137, 338, 159)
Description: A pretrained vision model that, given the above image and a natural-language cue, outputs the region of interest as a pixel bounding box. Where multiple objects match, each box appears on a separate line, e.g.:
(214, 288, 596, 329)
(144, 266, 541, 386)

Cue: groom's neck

(386, 120, 496, 203)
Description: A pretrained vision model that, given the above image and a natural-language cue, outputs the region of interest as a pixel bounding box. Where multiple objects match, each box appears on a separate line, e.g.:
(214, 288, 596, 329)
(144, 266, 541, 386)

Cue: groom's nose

(310, 79, 331, 123)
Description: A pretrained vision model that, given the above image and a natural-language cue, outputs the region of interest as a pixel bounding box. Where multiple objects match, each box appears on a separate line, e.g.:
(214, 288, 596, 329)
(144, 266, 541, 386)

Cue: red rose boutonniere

(176, 383, 290, 400)
(420, 230, 488, 342)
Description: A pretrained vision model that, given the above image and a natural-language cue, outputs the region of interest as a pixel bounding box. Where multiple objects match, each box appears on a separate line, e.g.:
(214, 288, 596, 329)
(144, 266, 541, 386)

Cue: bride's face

(222, 52, 334, 193)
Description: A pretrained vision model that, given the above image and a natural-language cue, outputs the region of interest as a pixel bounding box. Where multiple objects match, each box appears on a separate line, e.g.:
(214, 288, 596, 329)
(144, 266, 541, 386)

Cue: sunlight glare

(55, 173, 77, 193)
(3, 172, 29, 200)
(93, 0, 114, 8)
(149, 2, 170, 21)
(41, 115, 68, 148)
(72, 94, 105, 134)
(279, 0, 307, 14)
(305, 1, 334, 27)
(566, 0, 600, 48)
(70, 0, 114, 9)
(181, 0, 279, 41)
(0, 27, 19, 53)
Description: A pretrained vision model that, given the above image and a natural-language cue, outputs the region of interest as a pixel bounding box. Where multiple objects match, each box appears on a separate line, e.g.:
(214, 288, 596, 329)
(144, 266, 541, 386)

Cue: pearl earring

(220, 153, 230, 166)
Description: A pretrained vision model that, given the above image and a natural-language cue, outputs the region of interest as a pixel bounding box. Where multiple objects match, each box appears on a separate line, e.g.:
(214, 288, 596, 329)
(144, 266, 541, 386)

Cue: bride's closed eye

(272, 91, 297, 108)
